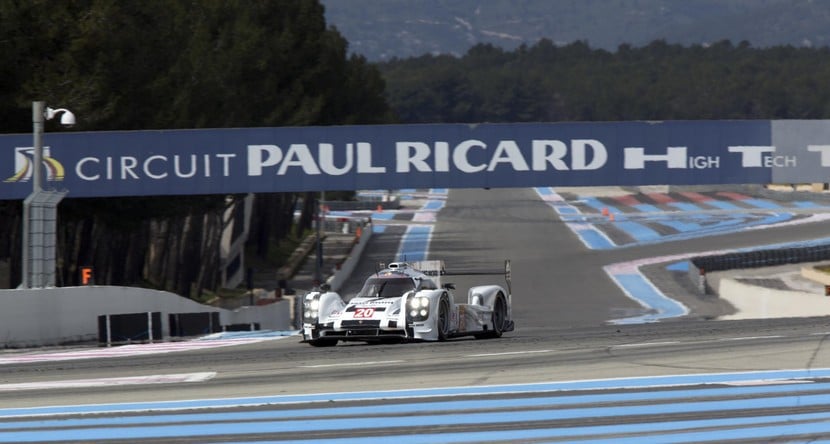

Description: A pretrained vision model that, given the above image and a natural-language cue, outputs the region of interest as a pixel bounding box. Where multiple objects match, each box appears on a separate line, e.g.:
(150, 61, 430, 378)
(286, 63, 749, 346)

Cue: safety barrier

(169, 312, 221, 337)
(688, 244, 830, 294)
(97, 312, 162, 346)
(223, 322, 260, 332)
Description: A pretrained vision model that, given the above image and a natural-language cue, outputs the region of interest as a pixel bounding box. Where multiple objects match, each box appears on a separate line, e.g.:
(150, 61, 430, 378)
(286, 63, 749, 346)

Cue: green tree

(0, 1, 393, 296)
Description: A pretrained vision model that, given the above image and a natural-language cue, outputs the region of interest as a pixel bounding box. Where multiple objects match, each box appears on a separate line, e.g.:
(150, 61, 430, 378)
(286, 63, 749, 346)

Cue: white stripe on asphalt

(299, 360, 405, 368)
(614, 342, 681, 348)
(466, 350, 553, 357)
(0, 372, 216, 392)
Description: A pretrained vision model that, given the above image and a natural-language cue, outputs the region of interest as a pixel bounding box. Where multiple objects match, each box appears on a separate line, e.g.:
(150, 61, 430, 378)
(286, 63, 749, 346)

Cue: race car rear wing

(378, 259, 511, 295)
(445, 259, 511, 296)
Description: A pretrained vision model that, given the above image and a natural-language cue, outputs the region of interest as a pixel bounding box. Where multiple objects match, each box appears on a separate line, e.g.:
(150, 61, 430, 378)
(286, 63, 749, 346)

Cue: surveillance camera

(45, 107, 76, 127)
(59, 110, 76, 127)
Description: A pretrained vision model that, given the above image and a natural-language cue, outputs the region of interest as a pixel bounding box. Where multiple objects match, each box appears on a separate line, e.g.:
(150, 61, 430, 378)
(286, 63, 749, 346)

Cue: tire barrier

(688, 244, 830, 295)
(97, 312, 162, 347)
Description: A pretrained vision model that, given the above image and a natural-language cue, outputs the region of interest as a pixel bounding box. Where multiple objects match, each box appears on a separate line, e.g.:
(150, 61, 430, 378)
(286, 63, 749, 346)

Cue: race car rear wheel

(476, 293, 506, 339)
(437, 296, 451, 341)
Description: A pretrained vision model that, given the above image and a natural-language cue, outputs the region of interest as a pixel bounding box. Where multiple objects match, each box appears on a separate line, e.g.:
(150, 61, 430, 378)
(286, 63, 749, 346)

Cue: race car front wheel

(308, 338, 338, 347)
(437, 296, 450, 341)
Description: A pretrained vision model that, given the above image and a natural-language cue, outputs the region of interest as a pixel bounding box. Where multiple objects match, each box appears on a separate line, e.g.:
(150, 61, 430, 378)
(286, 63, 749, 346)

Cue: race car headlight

(304, 295, 321, 322)
(407, 297, 430, 321)
(408, 297, 429, 309)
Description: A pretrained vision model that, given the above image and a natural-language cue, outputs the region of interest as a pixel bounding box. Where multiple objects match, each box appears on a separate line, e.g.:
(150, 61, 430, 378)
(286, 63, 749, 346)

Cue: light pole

(21, 101, 74, 288)
(32, 101, 75, 191)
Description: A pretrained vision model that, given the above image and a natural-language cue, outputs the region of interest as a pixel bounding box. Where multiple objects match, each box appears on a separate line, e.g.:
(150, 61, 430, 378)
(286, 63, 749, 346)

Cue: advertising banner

(0, 120, 819, 199)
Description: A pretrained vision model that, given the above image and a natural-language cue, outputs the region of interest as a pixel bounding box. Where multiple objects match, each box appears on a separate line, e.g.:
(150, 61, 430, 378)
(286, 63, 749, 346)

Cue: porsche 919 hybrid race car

(302, 260, 514, 346)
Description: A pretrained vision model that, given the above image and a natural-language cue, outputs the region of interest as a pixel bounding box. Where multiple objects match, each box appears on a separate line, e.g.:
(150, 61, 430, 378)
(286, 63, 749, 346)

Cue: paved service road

(4, 187, 830, 442)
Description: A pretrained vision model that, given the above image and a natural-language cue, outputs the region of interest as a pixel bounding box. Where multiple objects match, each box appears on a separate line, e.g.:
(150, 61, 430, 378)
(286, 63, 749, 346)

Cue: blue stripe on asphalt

(668, 202, 702, 212)
(604, 211, 793, 249)
(273, 412, 830, 444)
(396, 225, 431, 262)
(422, 200, 444, 211)
(8, 390, 830, 442)
(4, 368, 830, 418)
(581, 197, 619, 213)
(612, 221, 663, 242)
(611, 274, 687, 323)
(634, 203, 661, 213)
(666, 261, 689, 272)
(581, 197, 662, 242)
(634, 203, 702, 233)
(657, 212, 793, 243)
(10, 381, 830, 431)
(533, 189, 617, 249)
(608, 236, 830, 324)
(795, 201, 822, 208)
(556, 205, 580, 215)
(743, 198, 782, 209)
(370, 212, 395, 220)
(326, 210, 352, 217)
(571, 414, 830, 444)
(576, 228, 616, 249)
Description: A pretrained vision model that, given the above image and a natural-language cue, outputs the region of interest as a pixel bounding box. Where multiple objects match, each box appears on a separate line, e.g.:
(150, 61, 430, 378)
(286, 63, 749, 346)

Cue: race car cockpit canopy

(356, 274, 416, 298)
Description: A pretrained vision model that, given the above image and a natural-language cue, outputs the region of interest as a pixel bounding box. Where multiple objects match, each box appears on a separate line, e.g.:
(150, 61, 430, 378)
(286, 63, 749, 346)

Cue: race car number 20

(354, 308, 375, 318)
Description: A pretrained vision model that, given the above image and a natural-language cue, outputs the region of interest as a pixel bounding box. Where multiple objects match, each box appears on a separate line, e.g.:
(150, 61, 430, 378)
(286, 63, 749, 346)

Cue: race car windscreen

(357, 276, 415, 298)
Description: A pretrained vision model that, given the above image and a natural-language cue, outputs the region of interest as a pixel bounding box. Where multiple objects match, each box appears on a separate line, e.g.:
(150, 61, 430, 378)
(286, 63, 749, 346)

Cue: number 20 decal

(354, 308, 375, 318)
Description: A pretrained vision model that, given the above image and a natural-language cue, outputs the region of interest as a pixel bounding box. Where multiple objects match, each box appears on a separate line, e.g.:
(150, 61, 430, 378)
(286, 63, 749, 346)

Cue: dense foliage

(379, 39, 830, 123)
(0, 0, 392, 294)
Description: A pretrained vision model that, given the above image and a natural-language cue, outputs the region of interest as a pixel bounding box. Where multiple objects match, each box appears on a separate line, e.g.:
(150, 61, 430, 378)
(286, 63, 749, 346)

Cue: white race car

(302, 260, 514, 346)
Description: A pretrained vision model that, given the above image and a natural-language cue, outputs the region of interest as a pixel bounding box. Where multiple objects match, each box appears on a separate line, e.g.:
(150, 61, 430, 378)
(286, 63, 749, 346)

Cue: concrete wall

(718, 278, 830, 320)
(801, 265, 830, 287)
(326, 224, 373, 292)
(0, 213, 373, 348)
(0, 286, 292, 348)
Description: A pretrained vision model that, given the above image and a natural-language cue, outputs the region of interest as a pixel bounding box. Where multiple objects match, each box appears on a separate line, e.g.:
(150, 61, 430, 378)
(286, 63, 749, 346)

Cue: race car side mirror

(443, 283, 455, 290)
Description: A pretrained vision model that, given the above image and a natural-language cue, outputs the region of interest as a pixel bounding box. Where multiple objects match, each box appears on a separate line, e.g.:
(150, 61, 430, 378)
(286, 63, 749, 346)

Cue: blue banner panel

(0, 120, 787, 199)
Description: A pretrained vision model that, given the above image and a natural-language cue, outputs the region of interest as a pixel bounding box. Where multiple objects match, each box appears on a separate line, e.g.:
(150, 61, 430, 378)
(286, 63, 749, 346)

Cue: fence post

(106, 314, 112, 347)
(147, 312, 154, 343)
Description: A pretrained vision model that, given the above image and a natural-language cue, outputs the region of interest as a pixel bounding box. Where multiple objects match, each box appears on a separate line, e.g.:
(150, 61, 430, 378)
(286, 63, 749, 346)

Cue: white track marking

(614, 341, 681, 348)
(722, 379, 813, 386)
(0, 337, 287, 365)
(718, 336, 784, 341)
(465, 350, 553, 357)
(299, 360, 405, 368)
(0, 372, 216, 392)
